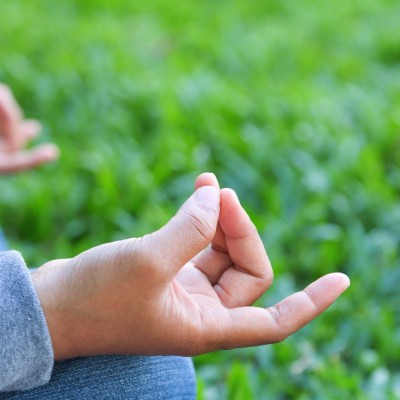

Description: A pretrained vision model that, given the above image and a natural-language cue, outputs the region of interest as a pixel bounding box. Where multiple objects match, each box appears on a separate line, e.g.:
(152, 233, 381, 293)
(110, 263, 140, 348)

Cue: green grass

(1, 0, 400, 398)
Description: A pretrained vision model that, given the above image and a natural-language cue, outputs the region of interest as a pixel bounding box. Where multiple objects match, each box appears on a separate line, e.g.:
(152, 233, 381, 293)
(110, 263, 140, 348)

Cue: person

(0, 85, 350, 399)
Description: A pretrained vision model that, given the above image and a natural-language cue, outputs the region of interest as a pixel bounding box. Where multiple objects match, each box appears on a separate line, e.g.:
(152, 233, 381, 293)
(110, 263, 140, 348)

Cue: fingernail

(195, 186, 220, 210)
(342, 274, 351, 288)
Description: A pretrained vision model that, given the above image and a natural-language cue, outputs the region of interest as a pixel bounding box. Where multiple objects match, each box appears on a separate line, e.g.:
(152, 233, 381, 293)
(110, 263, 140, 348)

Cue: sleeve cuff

(0, 251, 54, 392)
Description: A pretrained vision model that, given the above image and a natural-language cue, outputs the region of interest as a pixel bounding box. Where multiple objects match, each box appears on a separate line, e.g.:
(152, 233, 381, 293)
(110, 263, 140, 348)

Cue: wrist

(31, 263, 79, 361)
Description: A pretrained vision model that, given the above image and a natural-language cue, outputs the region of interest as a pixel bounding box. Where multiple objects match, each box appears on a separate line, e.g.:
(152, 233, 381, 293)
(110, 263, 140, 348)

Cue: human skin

(32, 173, 350, 360)
(0, 84, 59, 173)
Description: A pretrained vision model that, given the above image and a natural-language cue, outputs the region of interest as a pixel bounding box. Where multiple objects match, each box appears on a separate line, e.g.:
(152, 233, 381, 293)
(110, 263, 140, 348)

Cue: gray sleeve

(0, 251, 54, 392)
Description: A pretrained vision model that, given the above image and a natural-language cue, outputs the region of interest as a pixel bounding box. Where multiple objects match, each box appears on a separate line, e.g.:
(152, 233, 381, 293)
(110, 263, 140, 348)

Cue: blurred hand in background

(0, 84, 59, 173)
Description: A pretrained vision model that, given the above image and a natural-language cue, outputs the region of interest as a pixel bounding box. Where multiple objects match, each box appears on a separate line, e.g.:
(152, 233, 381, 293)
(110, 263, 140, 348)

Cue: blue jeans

(0, 229, 196, 399)
(0, 356, 196, 399)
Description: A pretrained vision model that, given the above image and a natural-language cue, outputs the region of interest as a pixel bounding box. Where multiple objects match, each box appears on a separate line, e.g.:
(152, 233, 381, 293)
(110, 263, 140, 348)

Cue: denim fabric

(0, 355, 196, 400)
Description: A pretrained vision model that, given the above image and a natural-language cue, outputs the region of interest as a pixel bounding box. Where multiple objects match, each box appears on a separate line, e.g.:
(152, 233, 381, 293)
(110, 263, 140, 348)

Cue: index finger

(216, 273, 350, 350)
(213, 188, 273, 308)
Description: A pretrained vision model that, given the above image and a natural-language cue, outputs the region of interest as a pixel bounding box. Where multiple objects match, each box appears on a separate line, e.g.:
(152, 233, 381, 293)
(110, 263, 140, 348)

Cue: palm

(178, 260, 221, 301)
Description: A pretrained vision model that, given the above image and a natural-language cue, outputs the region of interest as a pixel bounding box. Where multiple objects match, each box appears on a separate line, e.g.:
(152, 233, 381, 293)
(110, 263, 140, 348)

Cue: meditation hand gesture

(0, 84, 58, 173)
(33, 173, 350, 360)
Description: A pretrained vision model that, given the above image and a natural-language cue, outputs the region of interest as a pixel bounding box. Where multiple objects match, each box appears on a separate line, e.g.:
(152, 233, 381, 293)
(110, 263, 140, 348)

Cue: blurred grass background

(1, 0, 400, 398)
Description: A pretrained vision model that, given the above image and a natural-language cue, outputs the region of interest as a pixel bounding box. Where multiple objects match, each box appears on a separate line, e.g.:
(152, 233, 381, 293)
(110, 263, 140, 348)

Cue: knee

(53, 355, 196, 400)
(0, 355, 196, 400)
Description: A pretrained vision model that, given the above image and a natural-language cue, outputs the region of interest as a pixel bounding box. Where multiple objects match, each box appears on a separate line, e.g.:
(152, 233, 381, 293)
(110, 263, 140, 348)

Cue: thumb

(141, 185, 220, 282)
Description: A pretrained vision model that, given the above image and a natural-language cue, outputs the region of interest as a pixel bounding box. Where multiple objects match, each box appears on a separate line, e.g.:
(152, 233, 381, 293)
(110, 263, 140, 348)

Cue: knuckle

(204, 312, 233, 352)
(267, 305, 288, 343)
(181, 309, 224, 355)
(261, 268, 274, 290)
(186, 208, 215, 243)
(173, 321, 204, 357)
(252, 266, 274, 293)
(303, 287, 319, 315)
(265, 257, 274, 281)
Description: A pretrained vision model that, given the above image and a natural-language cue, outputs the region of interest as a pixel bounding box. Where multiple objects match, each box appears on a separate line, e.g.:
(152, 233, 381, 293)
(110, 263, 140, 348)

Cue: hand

(0, 84, 59, 173)
(32, 173, 350, 360)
